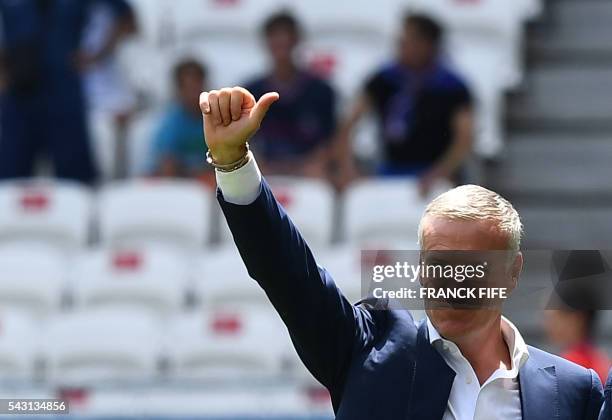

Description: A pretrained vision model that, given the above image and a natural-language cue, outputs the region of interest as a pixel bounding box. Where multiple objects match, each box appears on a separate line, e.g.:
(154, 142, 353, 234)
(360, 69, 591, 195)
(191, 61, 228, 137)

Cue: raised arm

(200, 87, 376, 396)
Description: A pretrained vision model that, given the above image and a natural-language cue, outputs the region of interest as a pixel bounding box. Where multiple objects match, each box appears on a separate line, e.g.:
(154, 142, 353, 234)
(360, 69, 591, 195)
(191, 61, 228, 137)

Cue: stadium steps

(506, 66, 612, 130)
(527, 0, 612, 66)
(486, 0, 612, 251)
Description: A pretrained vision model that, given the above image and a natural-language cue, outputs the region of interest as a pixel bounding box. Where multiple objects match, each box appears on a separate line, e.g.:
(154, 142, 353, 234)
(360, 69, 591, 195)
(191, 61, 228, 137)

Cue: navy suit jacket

(601, 370, 611, 419)
(218, 180, 604, 420)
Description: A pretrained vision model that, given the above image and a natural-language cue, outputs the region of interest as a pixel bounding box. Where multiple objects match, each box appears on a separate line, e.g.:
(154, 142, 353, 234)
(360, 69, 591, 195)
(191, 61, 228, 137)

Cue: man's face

(265, 27, 298, 64)
(178, 69, 205, 113)
(398, 24, 436, 69)
(420, 216, 522, 341)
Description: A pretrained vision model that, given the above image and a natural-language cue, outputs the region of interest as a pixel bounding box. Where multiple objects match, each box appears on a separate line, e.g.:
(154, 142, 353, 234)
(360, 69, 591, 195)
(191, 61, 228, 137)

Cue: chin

(427, 308, 482, 340)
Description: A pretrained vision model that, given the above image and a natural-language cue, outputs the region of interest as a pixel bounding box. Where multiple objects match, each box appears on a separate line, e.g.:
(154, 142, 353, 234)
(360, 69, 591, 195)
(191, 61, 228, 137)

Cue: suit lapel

(519, 356, 559, 420)
(407, 320, 455, 420)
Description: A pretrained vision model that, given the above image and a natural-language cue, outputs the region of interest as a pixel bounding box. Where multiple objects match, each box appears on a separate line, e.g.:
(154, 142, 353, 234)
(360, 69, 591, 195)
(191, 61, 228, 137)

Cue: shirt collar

(426, 316, 530, 372)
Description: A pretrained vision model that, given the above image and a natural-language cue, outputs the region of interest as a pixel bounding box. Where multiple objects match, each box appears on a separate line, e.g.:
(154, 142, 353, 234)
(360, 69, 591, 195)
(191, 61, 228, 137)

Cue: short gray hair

(418, 185, 523, 251)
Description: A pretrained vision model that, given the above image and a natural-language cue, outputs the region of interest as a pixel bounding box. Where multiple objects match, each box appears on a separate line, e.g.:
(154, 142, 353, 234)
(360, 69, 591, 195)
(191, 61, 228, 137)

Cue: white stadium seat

(116, 0, 178, 102)
(181, 35, 267, 90)
(124, 107, 166, 178)
(0, 180, 92, 250)
(514, 0, 543, 20)
(174, 0, 283, 37)
(195, 247, 268, 309)
(0, 246, 66, 316)
(44, 309, 162, 385)
(98, 179, 212, 251)
(0, 311, 40, 382)
(221, 176, 336, 248)
(67, 386, 332, 418)
(166, 306, 291, 382)
(292, 0, 402, 36)
(343, 178, 451, 245)
(128, 0, 275, 92)
(315, 246, 364, 304)
(71, 247, 190, 315)
(267, 176, 336, 246)
(293, 0, 399, 99)
(302, 35, 392, 100)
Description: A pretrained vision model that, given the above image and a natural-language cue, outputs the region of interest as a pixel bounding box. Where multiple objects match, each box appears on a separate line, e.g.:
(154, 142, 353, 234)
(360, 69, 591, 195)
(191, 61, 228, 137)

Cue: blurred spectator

(80, 0, 137, 119)
(150, 58, 209, 180)
(336, 13, 474, 194)
(245, 12, 337, 178)
(80, 0, 138, 180)
(0, 0, 126, 184)
(544, 251, 611, 383)
(544, 309, 610, 382)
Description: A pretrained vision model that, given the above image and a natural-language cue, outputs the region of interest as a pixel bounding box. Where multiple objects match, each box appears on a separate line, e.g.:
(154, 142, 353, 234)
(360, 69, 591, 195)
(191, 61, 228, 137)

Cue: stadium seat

(124, 107, 166, 178)
(44, 309, 162, 385)
(181, 35, 267, 90)
(195, 247, 268, 309)
(291, 0, 399, 99)
(220, 176, 336, 248)
(71, 247, 190, 315)
(0, 180, 93, 250)
(0, 311, 40, 382)
(174, 0, 282, 37)
(343, 178, 451, 245)
(315, 246, 364, 304)
(69, 386, 330, 418)
(98, 179, 212, 251)
(0, 246, 66, 316)
(166, 306, 291, 382)
(116, 0, 178, 102)
(515, 0, 543, 20)
(302, 34, 392, 99)
(292, 0, 402, 37)
(170, 0, 278, 89)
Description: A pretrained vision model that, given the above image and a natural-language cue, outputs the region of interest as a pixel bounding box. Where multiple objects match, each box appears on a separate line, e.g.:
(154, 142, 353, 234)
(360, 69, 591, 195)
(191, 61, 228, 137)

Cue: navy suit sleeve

(217, 179, 376, 395)
(585, 369, 605, 420)
(600, 369, 612, 420)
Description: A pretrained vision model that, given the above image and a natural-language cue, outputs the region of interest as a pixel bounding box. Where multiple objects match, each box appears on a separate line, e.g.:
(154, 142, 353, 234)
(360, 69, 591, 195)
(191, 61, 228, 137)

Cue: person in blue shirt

(245, 12, 337, 178)
(150, 58, 209, 178)
(0, 0, 130, 184)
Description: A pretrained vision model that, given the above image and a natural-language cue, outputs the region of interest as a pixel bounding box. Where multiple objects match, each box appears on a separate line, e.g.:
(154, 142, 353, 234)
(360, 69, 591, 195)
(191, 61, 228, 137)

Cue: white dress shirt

(216, 152, 262, 205)
(216, 155, 530, 420)
(427, 316, 529, 420)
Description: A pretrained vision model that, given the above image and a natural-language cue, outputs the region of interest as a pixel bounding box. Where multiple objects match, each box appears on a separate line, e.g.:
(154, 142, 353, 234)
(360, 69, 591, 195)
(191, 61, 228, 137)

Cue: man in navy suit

(199, 86, 604, 419)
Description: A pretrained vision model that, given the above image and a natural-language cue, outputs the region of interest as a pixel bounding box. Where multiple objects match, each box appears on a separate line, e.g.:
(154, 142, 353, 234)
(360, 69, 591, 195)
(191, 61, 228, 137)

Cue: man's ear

(508, 251, 523, 291)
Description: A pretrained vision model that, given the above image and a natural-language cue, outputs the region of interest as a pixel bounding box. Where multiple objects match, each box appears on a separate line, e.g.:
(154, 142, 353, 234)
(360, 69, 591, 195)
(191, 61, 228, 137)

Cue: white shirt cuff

(215, 152, 262, 205)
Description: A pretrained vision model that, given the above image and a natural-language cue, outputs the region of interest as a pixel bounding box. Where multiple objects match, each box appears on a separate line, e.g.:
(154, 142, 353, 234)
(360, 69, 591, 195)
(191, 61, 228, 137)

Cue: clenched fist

(200, 87, 279, 164)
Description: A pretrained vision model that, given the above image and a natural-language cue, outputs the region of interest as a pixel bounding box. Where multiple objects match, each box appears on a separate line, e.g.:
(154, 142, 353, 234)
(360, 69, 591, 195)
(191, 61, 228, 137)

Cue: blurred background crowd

(0, 0, 610, 418)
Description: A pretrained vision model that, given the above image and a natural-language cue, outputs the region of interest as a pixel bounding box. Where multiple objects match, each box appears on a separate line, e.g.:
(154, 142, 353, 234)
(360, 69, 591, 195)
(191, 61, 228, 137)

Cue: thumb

(251, 92, 279, 125)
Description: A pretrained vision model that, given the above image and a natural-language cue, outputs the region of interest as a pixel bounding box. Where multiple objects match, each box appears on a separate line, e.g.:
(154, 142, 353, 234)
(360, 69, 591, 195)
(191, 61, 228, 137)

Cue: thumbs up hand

(200, 87, 279, 164)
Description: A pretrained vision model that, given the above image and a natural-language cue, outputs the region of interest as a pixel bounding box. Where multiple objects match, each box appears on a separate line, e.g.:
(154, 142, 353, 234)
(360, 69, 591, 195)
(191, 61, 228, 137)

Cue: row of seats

(0, 178, 445, 252)
(0, 306, 308, 387)
(0, 243, 382, 317)
(1, 386, 333, 418)
(114, 0, 543, 162)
